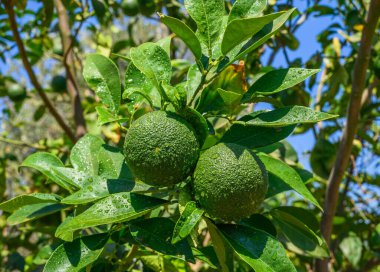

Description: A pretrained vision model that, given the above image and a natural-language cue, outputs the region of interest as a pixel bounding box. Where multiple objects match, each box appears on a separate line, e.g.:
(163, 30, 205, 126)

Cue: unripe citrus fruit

(310, 139, 337, 179)
(193, 143, 268, 221)
(121, 0, 139, 16)
(7, 83, 26, 102)
(51, 75, 67, 93)
(124, 111, 199, 187)
(138, 0, 156, 16)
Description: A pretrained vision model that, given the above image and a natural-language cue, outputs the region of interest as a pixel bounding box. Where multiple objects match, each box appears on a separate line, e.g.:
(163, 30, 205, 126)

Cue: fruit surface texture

(193, 143, 268, 221)
(124, 110, 199, 186)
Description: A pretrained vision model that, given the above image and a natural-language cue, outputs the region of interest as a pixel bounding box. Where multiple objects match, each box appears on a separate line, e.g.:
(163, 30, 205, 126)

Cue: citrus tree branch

(4, 2, 77, 143)
(54, 0, 87, 137)
(317, 0, 380, 271)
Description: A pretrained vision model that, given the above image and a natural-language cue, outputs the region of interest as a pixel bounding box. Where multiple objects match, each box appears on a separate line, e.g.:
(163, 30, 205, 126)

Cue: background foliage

(0, 0, 379, 271)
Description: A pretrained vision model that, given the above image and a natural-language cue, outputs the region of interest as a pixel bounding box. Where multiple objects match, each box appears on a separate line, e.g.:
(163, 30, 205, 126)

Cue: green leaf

(162, 82, 187, 111)
(159, 14, 202, 60)
(339, 233, 362, 267)
(97, 145, 132, 179)
(218, 224, 296, 272)
(186, 64, 202, 102)
(178, 107, 209, 147)
(0, 193, 61, 213)
(270, 207, 329, 258)
(258, 153, 322, 210)
(239, 214, 277, 237)
(172, 201, 204, 244)
(184, 0, 225, 54)
(56, 214, 75, 242)
(217, 88, 242, 106)
(237, 106, 337, 127)
(130, 43, 172, 100)
(83, 54, 121, 113)
(130, 217, 195, 262)
(156, 36, 172, 57)
(20, 152, 76, 192)
(222, 12, 284, 55)
(44, 233, 109, 272)
(206, 219, 234, 271)
(192, 247, 219, 269)
(95, 106, 128, 125)
(50, 167, 89, 189)
(229, 8, 296, 63)
(123, 62, 160, 107)
(70, 134, 105, 176)
(7, 203, 67, 225)
(61, 177, 151, 205)
(56, 193, 167, 236)
(229, 0, 267, 21)
(221, 122, 295, 149)
(242, 69, 319, 100)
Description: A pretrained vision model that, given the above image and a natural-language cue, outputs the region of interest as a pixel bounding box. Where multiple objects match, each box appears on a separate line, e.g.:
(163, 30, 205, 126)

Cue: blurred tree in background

(0, 0, 379, 271)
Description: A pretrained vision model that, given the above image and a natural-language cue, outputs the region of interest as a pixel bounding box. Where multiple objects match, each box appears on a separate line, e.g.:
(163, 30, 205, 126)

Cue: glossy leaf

(50, 167, 89, 189)
(258, 153, 322, 210)
(339, 233, 362, 267)
(217, 88, 242, 106)
(56, 214, 75, 242)
(239, 214, 277, 237)
(178, 107, 209, 147)
(0, 193, 61, 213)
(61, 177, 150, 205)
(229, 8, 296, 63)
(95, 106, 128, 125)
(8, 203, 67, 225)
(83, 54, 121, 113)
(184, 0, 225, 53)
(130, 43, 171, 98)
(97, 145, 132, 179)
(123, 62, 160, 107)
(156, 36, 172, 57)
(70, 134, 104, 176)
(237, 106, 337, 127)
(172, 201, 204, 244)
(56, 193, 168, 236)
(44, 233, 109, 272)
(186, 64, 202, 101)
(218, 224, 296, 272)
(229, 0, 267, 21)
(206, 219, 234, 271)
(242, 68, 319, 100)
(159, 14, 202, 60)
(20, 152, 76, 191)
(271, 207, 329, 258)
(221, 123, 296, 149)
(192, 247, 219, 269)
(130, 217, 195, 262)
(222, 12, 284, 55)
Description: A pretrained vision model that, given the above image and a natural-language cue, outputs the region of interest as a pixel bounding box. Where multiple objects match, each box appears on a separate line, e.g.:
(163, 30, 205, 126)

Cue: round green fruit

(310, 139, 337, 179)
(51, 75, 67, 93)
(121, 0, 139, 16)
(124, 111, 199, 187)
(138, 0, 156, 16)
(193, 143, 268, 221)
(7, 83, 26, 102)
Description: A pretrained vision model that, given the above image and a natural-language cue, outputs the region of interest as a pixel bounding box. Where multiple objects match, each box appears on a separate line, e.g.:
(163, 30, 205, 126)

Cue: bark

(5, 2, 77, 142)
(54, 0, 87, 137)
(316, 0, 380, 271)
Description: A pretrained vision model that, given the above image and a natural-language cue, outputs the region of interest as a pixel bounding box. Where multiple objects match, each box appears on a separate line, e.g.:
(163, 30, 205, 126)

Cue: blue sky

(0, 0, 361, 173)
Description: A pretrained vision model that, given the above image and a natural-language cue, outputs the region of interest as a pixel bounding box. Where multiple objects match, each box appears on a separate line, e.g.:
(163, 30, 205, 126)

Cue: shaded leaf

(97, 145, 132, 179)
(130, 217, 195, 262)
(95, 106, 128, 125)
(44, 233, 109, 272)
(218, 224, 296, 272)
(239, 214, 277, 237)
